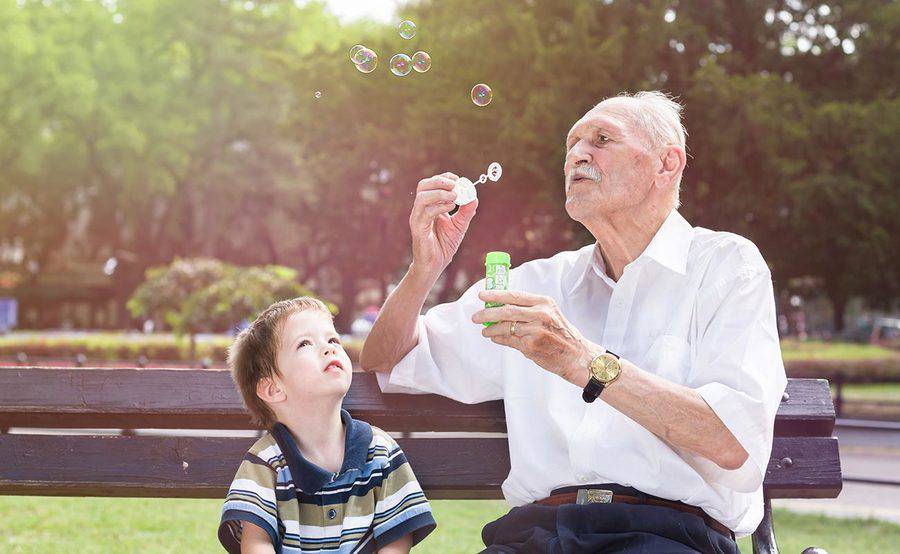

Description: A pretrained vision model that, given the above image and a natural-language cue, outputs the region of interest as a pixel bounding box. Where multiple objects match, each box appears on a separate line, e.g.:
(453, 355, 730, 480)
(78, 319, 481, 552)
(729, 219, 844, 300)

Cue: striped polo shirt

(218, 409, 436, 553)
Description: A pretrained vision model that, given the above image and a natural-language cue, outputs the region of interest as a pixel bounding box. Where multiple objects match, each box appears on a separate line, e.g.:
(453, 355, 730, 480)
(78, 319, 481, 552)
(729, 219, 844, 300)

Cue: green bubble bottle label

(484, 251, 511, 326)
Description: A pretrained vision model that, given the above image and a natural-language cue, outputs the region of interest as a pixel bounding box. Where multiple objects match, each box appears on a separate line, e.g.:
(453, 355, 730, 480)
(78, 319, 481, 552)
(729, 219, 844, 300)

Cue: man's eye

(594, 135, 610, 146)
(297, 340, 311, 349)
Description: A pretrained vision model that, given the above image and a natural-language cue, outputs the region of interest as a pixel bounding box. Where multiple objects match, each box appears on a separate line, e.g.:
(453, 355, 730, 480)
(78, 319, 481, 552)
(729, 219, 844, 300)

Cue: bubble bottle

(483, 251, 511, 327)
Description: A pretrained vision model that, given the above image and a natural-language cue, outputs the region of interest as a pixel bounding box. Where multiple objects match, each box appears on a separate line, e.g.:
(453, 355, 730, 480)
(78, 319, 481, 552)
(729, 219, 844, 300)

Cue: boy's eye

(297, 340, 311, 349)
(330, 338, 342, 346)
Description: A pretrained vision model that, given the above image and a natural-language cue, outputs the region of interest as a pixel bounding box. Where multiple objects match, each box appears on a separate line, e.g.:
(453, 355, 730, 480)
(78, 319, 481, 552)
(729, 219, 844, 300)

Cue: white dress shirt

(377, 209, 787, 536)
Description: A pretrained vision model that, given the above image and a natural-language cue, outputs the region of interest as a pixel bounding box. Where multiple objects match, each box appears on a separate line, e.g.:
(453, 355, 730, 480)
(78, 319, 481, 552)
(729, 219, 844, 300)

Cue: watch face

(591, 354, 621, 383)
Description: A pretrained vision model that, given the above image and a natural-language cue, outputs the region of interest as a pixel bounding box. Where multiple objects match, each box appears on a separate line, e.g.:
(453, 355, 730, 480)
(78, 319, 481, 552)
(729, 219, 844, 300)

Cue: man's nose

(566, 141, 592, 166)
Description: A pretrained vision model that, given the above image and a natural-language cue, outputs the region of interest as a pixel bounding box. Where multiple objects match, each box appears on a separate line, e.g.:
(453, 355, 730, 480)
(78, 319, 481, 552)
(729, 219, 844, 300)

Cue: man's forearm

(600, 361, 749, 470)
(360, 263, 441, 374)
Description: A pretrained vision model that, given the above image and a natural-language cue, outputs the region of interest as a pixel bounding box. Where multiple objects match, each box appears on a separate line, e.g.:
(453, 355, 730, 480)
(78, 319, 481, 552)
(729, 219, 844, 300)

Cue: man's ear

(657, 145, 686, 187)
(257, 376, 286, 403)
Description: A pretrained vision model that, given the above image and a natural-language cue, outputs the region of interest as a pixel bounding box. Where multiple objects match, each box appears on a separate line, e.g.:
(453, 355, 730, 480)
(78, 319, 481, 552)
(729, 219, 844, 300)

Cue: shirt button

(327, 509, 337, 520)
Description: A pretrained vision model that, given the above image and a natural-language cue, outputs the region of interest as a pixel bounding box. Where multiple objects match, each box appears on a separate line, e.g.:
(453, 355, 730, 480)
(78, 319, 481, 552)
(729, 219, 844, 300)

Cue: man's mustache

(567, 165, 602, 184)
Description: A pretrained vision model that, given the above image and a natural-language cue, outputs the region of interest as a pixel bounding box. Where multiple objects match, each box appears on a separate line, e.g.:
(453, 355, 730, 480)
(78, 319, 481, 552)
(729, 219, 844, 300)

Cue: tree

(127, 258, 326, 361)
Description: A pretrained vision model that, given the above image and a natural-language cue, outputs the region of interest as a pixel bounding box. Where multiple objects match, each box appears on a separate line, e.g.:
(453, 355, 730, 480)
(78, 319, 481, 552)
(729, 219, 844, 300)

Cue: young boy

(218, 297, 436, 553)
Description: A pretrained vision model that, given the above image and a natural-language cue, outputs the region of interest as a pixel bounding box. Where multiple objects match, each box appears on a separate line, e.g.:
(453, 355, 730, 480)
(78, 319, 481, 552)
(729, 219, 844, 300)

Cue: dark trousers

(480, 501, 740, 553)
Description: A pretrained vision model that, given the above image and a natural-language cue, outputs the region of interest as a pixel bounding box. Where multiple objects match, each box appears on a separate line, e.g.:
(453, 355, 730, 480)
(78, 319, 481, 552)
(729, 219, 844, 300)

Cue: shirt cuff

(218, 510, 279, 554)
(375, 319, 435, 395)
(375, 508, 437, 549)
(695, 381, 769, 493)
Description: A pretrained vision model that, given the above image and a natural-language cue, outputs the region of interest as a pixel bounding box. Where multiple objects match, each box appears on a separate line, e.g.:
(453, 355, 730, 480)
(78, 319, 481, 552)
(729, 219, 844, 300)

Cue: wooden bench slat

(0, 368, 833, 436)
(0, 367, 506, 432)
(772, 378, 835, 436)
(0, 434, 508, 499)
(0, 434, 840, 499)
(764, 436, 842, 498)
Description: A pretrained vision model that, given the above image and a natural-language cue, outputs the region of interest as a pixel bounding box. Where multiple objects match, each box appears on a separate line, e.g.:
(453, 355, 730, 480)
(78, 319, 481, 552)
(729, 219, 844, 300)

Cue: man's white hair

(595, 91, 687, 206)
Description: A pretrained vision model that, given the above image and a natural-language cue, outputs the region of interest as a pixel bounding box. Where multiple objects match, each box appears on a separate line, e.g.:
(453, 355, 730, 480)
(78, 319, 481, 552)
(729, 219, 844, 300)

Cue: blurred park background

(0, 0, 898, 552)
(2, 0, 899, 412)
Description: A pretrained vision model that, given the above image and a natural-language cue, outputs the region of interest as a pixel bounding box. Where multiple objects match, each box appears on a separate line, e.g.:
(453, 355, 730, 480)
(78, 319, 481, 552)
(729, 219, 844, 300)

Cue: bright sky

(323, 0, 400, 23)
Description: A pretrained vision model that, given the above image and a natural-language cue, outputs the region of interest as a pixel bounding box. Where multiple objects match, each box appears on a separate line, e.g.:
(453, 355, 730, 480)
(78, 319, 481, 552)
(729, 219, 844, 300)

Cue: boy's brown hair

(228, 296, 333, 428)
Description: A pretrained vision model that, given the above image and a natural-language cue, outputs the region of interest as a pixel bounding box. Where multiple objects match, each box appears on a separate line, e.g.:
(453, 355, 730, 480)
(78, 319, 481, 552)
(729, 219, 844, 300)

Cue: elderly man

(360, 91, 786, 553)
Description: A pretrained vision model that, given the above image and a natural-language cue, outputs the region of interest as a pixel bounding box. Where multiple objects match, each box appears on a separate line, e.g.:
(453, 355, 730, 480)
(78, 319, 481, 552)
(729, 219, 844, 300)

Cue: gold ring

(510, 321, 518, 336)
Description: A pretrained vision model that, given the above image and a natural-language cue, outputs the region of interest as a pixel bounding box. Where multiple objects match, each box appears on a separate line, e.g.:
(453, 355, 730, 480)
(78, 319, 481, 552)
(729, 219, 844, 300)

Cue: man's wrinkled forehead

(566, 105, 631, 142)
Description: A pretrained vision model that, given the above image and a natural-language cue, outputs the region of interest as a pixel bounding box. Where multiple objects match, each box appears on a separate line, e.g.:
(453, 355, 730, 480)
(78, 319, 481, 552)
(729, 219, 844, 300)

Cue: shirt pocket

(642, 334, 691, 384)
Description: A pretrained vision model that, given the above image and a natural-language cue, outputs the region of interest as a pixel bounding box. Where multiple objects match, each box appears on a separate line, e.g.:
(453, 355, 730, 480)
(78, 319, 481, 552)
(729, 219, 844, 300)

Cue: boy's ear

(257, 376, 286, 403)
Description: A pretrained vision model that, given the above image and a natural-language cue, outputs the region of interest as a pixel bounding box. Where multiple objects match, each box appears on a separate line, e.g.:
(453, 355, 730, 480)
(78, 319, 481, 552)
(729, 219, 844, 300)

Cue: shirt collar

(271, 409, 373, 493)
(566, 209, 693, 294)
(640, 209, 693, 275)
(565, 243, 601, 295)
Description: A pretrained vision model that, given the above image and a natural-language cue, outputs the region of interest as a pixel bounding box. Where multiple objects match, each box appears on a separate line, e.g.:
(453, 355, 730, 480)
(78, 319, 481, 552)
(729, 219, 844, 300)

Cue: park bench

(0, 366, 841, 553)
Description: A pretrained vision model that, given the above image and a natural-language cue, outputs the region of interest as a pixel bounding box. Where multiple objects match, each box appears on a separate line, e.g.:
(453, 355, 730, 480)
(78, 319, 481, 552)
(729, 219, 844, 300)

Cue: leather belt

(534, 486, 735, 540)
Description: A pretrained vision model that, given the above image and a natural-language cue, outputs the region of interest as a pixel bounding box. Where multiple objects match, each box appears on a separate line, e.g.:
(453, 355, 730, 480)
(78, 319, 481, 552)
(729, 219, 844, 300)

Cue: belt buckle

(576, 488, 613, 505)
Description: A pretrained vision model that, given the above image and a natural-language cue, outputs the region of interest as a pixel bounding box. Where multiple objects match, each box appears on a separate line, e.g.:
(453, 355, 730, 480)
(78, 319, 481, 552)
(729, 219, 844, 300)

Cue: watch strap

(582, 377, 604, 403)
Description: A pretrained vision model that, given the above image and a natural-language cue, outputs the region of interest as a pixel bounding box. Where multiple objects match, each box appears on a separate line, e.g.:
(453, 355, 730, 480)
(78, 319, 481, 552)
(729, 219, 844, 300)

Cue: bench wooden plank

(764, 436, 842, 498)
(0, 434, 508, 498)
(0, 368, 832, 436)
(773, 378, 835, 436)
(0, 367, 505, 432)
(0, 434, 840, 499)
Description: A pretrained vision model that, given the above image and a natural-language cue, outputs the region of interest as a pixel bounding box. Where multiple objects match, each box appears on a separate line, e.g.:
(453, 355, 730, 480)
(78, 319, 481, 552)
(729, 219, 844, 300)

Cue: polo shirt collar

(271, 409, 373, 493)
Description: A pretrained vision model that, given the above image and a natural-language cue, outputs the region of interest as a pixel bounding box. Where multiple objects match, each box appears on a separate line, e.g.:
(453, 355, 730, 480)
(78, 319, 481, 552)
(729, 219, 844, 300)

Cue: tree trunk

(334, 274, 358, 334)
(825, 278, 848, 333)
(189, 333, 197, 366)
(831, 294, 847, 333)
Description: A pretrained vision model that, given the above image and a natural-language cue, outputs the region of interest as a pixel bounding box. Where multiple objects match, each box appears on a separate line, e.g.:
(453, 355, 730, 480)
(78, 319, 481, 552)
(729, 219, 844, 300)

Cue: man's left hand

(472, 290, 592, 387)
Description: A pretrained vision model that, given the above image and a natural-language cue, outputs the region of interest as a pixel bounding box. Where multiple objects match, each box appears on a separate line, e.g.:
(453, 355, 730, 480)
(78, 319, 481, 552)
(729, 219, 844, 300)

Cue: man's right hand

(409, 172, 479, 276)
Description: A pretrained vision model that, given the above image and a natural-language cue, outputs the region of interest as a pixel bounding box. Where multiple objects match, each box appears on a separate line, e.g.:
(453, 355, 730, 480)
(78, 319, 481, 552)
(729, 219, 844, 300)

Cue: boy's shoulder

(243, 430, 286, 471)
(365, 425, 401, 461)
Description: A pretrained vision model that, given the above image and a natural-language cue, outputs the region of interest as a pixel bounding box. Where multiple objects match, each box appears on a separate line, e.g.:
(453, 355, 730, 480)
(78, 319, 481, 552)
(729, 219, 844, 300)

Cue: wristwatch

(582, 350, 622, 403)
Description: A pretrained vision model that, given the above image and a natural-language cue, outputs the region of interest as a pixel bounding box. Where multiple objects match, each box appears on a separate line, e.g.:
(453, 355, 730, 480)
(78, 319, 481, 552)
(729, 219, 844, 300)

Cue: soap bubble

(398, 20, 416, 39)
(354, 51, 378, 73)
(352, 46, 376, 66)
(314, 91, 322, 99)
(471, 83, 493, 106)
(349, 44, 365, 63)
(412, 51, 431, 73)
(389, 53, 412, 76)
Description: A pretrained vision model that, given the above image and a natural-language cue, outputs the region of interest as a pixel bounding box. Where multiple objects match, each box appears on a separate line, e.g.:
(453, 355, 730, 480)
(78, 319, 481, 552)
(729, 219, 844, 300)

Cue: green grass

(780, 339, 897, 361)
(1, 497, 898, 553)
(833, 382, 900, 402)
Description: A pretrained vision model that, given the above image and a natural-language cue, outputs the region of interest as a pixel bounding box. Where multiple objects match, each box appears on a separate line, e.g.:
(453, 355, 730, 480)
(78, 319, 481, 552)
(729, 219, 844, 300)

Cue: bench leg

(751, 496, 778, 554)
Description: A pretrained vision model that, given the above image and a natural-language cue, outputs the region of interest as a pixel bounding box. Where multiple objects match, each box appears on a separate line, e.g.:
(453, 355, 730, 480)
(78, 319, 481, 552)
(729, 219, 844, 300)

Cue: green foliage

(127, 258, 328, 336)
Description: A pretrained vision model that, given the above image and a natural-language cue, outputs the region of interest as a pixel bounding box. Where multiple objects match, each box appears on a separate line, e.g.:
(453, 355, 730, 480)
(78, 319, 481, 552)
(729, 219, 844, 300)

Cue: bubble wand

(452, 162, 502, 205)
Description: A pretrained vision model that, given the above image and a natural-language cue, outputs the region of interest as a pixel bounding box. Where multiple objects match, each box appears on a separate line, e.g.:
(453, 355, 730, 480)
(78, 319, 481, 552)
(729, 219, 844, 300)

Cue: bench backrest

(0, 367, 842, 500)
